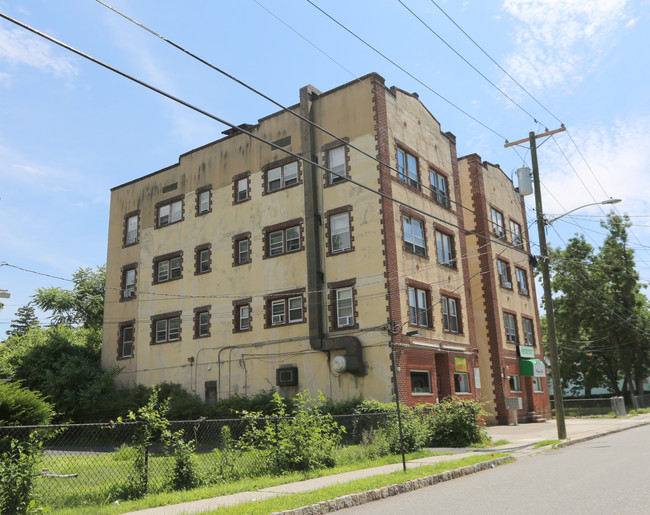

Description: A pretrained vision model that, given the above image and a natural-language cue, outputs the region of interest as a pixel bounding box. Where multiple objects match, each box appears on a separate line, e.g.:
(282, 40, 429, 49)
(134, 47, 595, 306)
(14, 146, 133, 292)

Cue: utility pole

(506, 127, 567, 440)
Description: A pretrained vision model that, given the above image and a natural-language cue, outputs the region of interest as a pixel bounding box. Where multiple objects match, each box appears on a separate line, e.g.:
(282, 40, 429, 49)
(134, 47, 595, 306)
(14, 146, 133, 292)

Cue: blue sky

(1, 0, 649, 327)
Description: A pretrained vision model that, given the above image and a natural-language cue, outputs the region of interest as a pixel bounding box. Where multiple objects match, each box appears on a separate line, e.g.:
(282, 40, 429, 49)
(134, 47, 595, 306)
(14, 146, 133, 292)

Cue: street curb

(272, 420, 650, 515)
(270, 457, 512, 515)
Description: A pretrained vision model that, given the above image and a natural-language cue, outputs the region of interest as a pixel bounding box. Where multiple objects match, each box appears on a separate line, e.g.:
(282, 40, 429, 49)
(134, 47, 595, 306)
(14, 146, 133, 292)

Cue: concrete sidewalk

(124, 413, 650, 515)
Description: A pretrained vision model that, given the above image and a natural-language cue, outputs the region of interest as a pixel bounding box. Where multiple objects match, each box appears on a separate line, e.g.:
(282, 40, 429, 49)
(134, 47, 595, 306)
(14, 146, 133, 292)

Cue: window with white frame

(336, 287, 354, 328)
(195, 244, 211, 275)
(196, 187, 211, 216)
(119, 324, 134, 359)
(504, 312, 519, 343)
(515, 267, 529, 295)
(533, 376, 544, 392)
(154, 315, 181, 344)
(125, 214, 138, 245)
(154, 253, 182, 283)
(403, 216, 426, 256)
(330, 212, 351, 253)
(454, 372, 471, 393)
(522, 317, 535, 346)
(328, 146, 346, 184)
(442, 296, 460, 333)
(239, 305, 250, 331)
(430, 169, 450, 207)
(498, 260, 512, 289)
(268, 226, 301, 257)
(195, 308, 210, 338)
(267, 161, 299, 192)
(491, 208, 506, 239)
(269, 295, 303, 326)
(237, 238, 250, 264)
(436, 231, 456, 268)
(397, 148, 419, 189)
(408, 287, 429, 327)
(509, 374, 522, 392)
(510, 220, 523, 247)
(411, 371, 432, 393)
(233, 299, 252, 332)
(158, 199, 183, 227)
(236, 177, 249, 203)
(122, 267, 136, 299)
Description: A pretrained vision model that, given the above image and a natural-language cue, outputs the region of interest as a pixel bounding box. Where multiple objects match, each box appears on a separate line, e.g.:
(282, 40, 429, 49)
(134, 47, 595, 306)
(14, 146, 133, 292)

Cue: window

(152, 313, 181, 344)
(154, 252, 183, 283)
(509, 374, 522, 392)
(195, 244, 211, 275)
(118, 323, 134, 359)
(336, 288, 355, 328)
(157, 199, 183, 227)
(408, 287, 429, 327)
(522, 317, 535, 346)
(510, 220, 523, 248)
(430, 169, 450, 207)
(403, 216, 426, 256)
(411, 371, 432, 394)
(397, 148, 419, 189)
(533, 376, 544, 392)
(233, 233, 252, 266)
(125, 213, 139, 246)
(233, 298, 252, 333)
(504, 312, 519, 343)
(515, 267, 529, 295)
(196, 187, 211, 216)
(497, 260, 512, 289)
(454, 372, 471, 393)
(194, 307, 210, 338)
(442, 296, 460, 333)
(266, 161, 299, 192)
(491, 208, 506, 239)
(436, 231, 456, 268)
(265, 223, 301, 257)
(328, 145, 347, 184)
(239, 305, 250, 331)
(330, 212, 351, 253)
(267, 295, 304, 326)
(122, 266, 136, 300)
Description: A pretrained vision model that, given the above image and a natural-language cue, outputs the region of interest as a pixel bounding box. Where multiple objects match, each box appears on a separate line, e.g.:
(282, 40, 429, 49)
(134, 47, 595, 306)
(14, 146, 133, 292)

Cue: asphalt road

(338, 424, 650, 514)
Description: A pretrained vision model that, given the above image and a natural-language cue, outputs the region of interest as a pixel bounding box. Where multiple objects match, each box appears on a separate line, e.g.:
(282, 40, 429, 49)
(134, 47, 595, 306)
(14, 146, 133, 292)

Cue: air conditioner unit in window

(276, 366, 298, 387)
(504, 281, 512, 289)
(339, 316, 354, 327)
(272, 314, 285, 325)
(123, 290, 135, 299)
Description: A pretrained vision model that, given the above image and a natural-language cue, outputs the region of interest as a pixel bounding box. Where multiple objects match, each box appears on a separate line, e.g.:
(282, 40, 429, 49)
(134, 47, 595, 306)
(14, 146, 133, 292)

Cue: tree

(549, 213, 650, 399)
(6, 305, 39, 338)
(31, 265, 105, 329)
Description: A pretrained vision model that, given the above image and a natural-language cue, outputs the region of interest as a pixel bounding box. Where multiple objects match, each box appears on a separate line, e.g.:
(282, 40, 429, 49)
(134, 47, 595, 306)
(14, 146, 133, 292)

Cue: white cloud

(0, 25, 77, 77)
(501, 0, 632, 92)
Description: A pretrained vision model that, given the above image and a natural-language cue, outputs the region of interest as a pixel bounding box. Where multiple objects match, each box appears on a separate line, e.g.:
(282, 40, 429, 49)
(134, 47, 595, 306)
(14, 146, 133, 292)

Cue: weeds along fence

(0, 413, 390, 509)
(551, 397, 616, 417)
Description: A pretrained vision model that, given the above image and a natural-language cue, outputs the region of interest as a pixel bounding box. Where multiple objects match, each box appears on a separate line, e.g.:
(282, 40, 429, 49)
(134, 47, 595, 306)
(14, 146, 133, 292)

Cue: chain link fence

(0, 412, 391, 509)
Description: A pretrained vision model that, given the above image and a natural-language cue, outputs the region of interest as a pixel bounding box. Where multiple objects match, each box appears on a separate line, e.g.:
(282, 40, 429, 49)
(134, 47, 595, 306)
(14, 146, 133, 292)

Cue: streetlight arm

(545, 199, 621, 225)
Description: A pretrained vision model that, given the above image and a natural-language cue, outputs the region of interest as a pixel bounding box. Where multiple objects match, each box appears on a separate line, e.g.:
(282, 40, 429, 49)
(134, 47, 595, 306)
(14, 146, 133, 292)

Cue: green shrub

(0, 382, 55, 426)
(421, 397, 488, 447)
(0, 433, 48, 514)
(382, 408, 427, 454)
(239, 390, 344, 473)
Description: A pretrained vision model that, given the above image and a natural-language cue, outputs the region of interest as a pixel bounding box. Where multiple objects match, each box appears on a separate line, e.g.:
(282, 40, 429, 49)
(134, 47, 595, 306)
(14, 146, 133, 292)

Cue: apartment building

(101, 72, 549, 421)
(458, 155, 552, 423)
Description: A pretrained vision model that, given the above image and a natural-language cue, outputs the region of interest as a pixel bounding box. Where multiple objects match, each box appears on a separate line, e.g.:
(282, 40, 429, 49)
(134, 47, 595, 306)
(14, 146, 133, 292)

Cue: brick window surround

(522, 316, 535, 346)
(515, 266, 529, 295)
(121, 263, 137, 301)
(497, 259, 513, 289)
(490, 206, 506, 240)
(262, 156, 301, 195)
(155, 194, 185, 228)
(325, 205, 354, 256)
(510, 219, 524, 248)
(232, 232, 252, 266)
(195, 243, 212, 275)
(322, 138, 350, 186)
(406, 278, 432, 329)
(232, 171, 251, 204)
(435, 226, 457, 269)
(150, 311, 182, 345)
(196, 185, 212, 216)
(232, 297, 253, 333)
(152, 251, 183, 284)
(441, 290, 463, 334)
(503, 310, 519, 344)
(194, 305, 211, 339)
(429, 165, 451, 208)
(397, 145, 420, 190)
(400, 207, 428, 258)
(117, 320, 135, 359)
(262, 218, 304, 259)
(327, 279, 359, 331)
(264, 288, 306, 328)
(123, 210, 140, 247)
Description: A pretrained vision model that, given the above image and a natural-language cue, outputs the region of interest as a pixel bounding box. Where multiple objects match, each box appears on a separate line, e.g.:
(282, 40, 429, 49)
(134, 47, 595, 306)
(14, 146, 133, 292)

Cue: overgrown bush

(383, 408, 427, 453)
(239, 391, 344, 473)
(0, 433, 48, 514)
(421, 397, 488, 447)
(0, 382, 55, 426)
